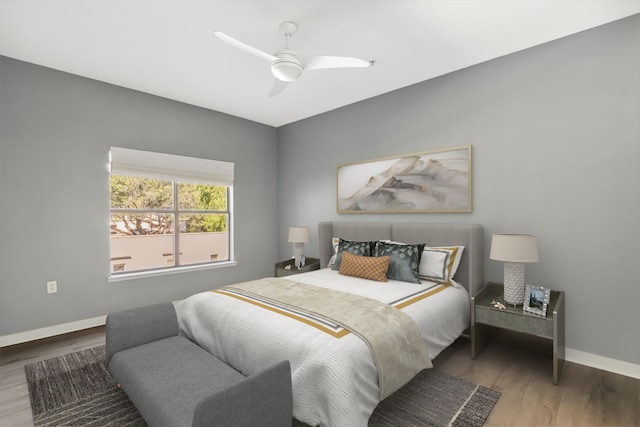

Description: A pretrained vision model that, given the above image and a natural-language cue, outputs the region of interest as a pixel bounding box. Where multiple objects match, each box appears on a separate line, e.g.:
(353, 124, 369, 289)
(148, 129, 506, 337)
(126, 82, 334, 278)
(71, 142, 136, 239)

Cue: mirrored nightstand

(274, 257, 320, 277)
(471, 282, 565, 384)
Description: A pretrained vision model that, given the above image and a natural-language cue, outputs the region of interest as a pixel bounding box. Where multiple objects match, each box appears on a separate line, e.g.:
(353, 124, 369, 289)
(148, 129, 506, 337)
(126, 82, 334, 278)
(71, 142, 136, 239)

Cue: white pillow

(419, 246, 465, 286)
(326, 237, 340, 268)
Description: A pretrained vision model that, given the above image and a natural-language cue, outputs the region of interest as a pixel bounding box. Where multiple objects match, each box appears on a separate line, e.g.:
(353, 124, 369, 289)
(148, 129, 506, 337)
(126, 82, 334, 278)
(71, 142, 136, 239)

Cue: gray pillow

(375, 241, 425, 284)
(331, 239, 376, 271)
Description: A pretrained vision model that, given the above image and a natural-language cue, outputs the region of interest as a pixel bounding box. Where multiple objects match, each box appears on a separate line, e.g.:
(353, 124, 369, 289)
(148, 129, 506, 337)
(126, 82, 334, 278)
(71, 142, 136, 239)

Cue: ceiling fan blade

(214, 31, 277, 63)
(268, 79, 289, 97)
(301, 55, 371, 71)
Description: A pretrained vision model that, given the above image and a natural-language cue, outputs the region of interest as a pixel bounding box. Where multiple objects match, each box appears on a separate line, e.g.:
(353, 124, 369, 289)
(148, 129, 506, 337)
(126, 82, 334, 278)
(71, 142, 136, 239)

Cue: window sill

(108, 260, 237, 283)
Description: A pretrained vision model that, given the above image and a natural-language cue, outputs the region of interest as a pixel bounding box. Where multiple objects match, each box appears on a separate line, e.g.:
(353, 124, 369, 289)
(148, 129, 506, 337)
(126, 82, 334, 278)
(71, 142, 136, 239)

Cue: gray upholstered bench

(105, 302, 293, 427)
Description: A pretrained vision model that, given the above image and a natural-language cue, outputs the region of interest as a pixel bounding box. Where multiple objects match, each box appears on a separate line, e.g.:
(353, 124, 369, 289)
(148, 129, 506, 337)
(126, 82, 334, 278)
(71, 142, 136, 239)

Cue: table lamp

(288, 226, 310, 268)
(489, 234, 539, 305)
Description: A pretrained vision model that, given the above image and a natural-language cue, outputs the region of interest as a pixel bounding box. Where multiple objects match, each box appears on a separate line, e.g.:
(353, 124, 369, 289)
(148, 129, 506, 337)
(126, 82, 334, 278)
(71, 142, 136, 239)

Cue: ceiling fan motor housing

(271, 51, 303, 81)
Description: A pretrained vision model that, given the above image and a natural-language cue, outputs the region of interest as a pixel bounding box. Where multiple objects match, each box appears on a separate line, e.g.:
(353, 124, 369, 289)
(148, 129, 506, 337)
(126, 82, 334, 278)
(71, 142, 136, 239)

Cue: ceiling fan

(214, 21, 372, 97)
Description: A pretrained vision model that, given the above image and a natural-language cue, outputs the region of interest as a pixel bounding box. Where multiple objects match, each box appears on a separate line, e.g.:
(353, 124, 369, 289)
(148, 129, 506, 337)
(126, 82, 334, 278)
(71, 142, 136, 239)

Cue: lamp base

(293, 242, 306, 269)
(503, 262, 525, 305)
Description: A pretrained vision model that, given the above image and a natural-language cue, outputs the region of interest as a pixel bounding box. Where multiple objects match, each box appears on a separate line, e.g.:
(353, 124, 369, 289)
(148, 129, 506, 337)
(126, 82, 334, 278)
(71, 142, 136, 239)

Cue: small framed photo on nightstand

(523, 285, 551, 317)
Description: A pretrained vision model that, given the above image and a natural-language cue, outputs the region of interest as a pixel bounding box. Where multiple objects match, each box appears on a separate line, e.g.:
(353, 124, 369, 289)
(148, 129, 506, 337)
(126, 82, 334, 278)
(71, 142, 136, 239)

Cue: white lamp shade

(490, 234, 539, 263)
(288, 226, 310, 243)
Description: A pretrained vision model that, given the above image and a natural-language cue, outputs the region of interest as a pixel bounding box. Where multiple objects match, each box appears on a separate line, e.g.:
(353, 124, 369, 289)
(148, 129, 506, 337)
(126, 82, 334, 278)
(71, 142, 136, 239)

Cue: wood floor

(1, 327, 638, 427)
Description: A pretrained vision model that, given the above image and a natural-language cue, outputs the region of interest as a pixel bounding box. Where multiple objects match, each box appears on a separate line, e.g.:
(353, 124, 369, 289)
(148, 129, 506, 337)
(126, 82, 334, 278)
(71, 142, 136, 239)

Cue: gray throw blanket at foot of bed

(223, 277, 432, 399)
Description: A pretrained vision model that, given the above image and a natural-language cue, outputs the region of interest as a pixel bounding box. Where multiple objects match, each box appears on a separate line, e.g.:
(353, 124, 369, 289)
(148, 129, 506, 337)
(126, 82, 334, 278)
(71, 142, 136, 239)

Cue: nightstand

(274, 257, 321, 277)
(471, 283, 565, 384)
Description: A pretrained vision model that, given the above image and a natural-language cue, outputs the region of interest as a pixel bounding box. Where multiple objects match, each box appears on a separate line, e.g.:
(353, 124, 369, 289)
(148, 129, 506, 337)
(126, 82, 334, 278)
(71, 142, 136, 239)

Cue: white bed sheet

(176, 269, 469, 427)
(291, 269, 470, 360)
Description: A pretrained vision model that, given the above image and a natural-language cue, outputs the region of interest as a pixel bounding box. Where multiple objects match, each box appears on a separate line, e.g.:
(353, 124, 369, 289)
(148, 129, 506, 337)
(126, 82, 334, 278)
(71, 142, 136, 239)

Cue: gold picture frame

(336, 145, 472, 213)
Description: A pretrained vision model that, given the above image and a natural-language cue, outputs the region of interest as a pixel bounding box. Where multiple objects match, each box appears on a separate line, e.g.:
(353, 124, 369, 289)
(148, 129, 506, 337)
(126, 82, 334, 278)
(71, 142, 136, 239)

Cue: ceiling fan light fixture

(271, 52, 303, 81)
(271, 60, 303, 81)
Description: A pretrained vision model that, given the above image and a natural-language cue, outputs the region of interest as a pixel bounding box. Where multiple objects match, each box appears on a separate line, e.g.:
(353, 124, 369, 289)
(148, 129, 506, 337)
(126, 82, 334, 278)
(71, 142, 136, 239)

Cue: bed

(176, 222, 484, 427)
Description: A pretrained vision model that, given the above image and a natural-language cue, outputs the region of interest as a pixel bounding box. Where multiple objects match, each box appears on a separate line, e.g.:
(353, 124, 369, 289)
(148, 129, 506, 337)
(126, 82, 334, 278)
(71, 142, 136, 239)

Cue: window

(109, 147, 234, 276)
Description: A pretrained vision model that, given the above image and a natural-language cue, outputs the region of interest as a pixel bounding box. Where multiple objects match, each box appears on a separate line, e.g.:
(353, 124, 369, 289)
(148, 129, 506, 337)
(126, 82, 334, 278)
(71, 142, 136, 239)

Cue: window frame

(108, 148, 236, 282)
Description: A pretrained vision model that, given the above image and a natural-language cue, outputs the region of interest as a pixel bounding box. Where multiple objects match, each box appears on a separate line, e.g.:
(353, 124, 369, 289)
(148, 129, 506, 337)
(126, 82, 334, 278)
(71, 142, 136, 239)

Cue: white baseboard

(565, 348, 640, 380)
(0, 316, 106, 348)
(0, 300, 182, 348)
(2, 317, 638, 380)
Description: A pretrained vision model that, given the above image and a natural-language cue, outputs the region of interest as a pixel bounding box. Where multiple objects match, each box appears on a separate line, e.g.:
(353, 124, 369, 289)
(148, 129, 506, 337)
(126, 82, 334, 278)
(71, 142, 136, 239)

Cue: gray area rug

(25, 346, 144, 426)
(26, 346, 499, 427)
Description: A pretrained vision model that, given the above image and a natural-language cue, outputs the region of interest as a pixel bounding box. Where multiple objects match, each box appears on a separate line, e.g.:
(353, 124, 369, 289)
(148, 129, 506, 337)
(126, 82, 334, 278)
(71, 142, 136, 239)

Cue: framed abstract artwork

(337, 145, 472, 213)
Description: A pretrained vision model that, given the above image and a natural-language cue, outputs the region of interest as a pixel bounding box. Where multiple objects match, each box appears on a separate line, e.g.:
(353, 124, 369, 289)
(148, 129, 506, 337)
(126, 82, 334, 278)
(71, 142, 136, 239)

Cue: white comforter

(176, 269, 470, 427)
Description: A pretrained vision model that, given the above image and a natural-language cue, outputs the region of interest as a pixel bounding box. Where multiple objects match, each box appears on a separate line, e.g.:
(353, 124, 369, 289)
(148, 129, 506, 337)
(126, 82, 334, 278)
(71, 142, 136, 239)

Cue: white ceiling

(1, 1, 639, 127)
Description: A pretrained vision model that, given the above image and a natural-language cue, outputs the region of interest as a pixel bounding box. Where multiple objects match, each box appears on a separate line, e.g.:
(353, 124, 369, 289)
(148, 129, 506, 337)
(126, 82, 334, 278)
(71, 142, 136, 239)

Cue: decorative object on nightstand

(288, 226, 310, 268)
(275, 257, 320, 277)
(523, 284, 551, 317)
(489, 234, 539, 305)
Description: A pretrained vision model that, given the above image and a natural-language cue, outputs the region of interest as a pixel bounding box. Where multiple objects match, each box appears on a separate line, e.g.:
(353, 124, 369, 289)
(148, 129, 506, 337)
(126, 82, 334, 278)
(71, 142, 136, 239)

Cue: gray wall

(1, 15, 638, 368)
(277, 15, 640, 365)
(0, 56, 278, 336)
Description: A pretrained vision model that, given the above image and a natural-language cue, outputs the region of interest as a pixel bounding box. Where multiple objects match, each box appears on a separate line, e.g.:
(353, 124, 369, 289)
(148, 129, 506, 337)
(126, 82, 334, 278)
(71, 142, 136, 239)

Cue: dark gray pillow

(331, 238, 376, 271)
(375, 241, 426, 284)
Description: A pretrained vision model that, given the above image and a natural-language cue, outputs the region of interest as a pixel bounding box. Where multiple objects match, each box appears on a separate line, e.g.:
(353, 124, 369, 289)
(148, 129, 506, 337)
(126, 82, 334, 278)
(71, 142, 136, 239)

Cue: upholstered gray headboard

(318, 222, 484, 297)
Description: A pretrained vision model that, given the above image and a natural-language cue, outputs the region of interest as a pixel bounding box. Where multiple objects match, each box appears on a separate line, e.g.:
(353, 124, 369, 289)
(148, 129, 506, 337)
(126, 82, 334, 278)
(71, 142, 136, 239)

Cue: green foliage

(110, 176, 172, 209)
(180, 183, 228, 232)
(195, 184, 227, 210)
(183, 214, 227, 233)
(110, 176, 228, 235)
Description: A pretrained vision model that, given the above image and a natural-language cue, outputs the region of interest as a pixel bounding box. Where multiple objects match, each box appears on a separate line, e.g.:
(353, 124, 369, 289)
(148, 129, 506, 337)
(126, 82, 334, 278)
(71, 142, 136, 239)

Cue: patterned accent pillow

(339, 252, 390, 282)
(419, 246, 465, 285)
(375, 241, 425, 284)
(326, 237, 340, 268)
(331, 238, 376, 271)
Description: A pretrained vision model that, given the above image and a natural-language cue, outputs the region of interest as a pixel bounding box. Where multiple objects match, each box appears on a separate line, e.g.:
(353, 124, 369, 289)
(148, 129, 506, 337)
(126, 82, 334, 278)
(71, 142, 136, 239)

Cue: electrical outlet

(47, 281, 57, 294)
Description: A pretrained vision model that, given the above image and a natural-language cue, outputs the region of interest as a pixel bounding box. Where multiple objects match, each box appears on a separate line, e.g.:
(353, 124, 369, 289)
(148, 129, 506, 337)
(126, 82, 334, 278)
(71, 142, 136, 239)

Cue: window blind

(110, 147, 234, 186)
